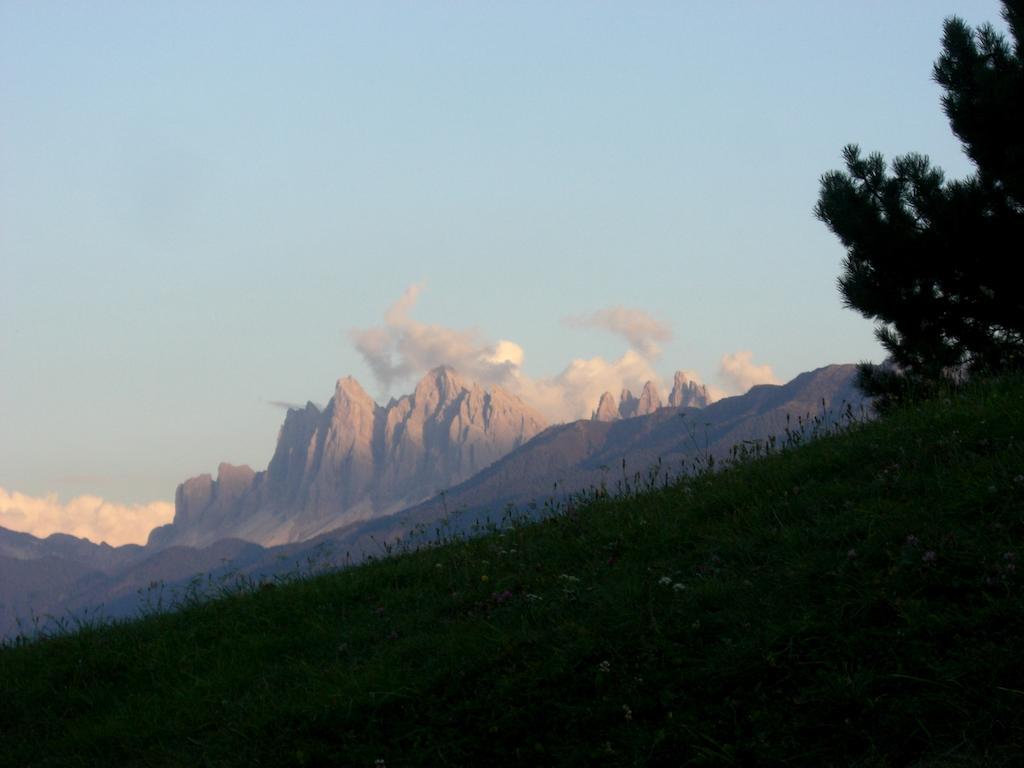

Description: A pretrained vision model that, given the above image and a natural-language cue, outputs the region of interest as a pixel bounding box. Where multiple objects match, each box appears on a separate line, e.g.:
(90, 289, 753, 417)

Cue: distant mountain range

(592, 372, 709, 421)
(148, 367, 548, 549)
(0, 363, 865, 639)
(372, 363, 864, 540)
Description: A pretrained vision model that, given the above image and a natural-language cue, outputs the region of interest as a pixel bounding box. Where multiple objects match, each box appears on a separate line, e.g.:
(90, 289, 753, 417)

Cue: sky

(0, 0, 1007, 544)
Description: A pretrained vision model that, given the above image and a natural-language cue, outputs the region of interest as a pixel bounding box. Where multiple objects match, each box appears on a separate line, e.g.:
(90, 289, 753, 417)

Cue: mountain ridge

(383, 363, 864, 536)
(1, 363, 865, 639)
(148, 367, 548, 549)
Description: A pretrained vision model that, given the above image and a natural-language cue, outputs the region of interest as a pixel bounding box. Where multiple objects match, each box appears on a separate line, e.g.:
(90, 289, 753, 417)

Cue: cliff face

(592, 392, 618, 422)
(149, 367, 548, 548)
(668, 372, 709, 409)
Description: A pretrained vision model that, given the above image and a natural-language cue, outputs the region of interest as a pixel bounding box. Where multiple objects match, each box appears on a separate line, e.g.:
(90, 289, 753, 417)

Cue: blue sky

(0, 1, 1006, 541)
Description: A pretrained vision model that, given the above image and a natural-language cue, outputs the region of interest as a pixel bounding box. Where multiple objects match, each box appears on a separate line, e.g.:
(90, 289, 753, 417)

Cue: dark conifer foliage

(816, 0, 1023, 409)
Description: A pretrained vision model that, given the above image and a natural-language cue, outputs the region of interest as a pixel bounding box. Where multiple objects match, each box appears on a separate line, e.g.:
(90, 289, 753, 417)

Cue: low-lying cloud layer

(0, 487, 173, 546)
(352, 286, 778, 422)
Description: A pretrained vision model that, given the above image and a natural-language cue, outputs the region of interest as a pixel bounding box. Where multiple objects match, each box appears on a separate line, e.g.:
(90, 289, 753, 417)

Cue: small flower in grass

(658, 576, 673, 586)
(1014, 475, 1024, 485)
(526, 593, 543, 601)
(906, 535, 920, 547)
(481, 574, 489, 583)
(922, 550, 937, 563)
(559, 573, 580, 583)
(598, 660, 611, 673)
(846, 548, 857, 559)
(375, 760, 386, 768)
(622, 704, 633, 721)
(672, 583, 687, 592)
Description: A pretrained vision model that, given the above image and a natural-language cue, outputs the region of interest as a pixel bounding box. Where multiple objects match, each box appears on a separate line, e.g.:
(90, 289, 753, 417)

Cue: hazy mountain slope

(0, 554, 97, 634)
(384, 364, 864, 532)
(0, 527, 146, 574)
(0, 532, 271, 638)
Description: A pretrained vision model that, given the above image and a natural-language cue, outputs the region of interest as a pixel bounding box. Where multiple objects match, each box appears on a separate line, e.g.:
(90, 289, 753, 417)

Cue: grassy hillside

(2, 377, 1023, 767)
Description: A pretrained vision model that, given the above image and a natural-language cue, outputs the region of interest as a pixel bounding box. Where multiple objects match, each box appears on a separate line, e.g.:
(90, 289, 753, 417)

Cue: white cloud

(717, 350, 780, 395)
(351, 287, 782, 421)
(513, 349, 664, 422)
(565, 306, 672, 358)
(351, 283, 519, 391)
(0, 487, 174, 546)
(351, 287, 672, 421)
(482, 340, 525, 369)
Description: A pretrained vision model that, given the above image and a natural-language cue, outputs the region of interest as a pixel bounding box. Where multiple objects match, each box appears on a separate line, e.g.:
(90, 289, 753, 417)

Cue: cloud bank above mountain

(0, 487, 173, 546)
(564, 307, 672, 358)
(352, 285, 670, 422)
(352, 286, 777, 422)
(718, 350, 781, 394)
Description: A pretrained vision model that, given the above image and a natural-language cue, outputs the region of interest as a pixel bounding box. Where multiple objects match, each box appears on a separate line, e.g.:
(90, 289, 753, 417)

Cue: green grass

(2, 377, 1023, 767)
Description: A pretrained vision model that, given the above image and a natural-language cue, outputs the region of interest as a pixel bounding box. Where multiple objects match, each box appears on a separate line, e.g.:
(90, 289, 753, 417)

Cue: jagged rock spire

(668, 371, 709, 408)
(636, 381, 662, 416)
(589, 371, 709, 422)
(592, 391, 618, 421)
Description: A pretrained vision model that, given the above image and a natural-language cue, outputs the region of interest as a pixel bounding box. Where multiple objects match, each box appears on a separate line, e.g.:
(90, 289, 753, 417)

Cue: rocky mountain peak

(334, 376, 375, 407)
(590, 371, 710, 421)
(155, 367, 548, 549)
(592, 391, 618, 422)
(413, 366, 465, 412)
(618, 388, 638, 419)
(668, 371, 710, 409)
(636, 381, 662, 416)
(216, 463, 255, 495)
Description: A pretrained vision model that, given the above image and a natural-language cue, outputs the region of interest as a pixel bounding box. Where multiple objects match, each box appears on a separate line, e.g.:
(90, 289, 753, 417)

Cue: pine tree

(816, 0, 1023, 409)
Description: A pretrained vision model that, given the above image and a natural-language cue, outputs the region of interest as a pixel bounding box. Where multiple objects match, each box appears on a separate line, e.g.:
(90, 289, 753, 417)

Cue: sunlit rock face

(148, 367, 548, 548)
(668, 371, 710, 409)
(592, 392, 619, 422)
(592, 374, 692, 422)
(618, 388, 639, 419)
(635, 381, 662, 416)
